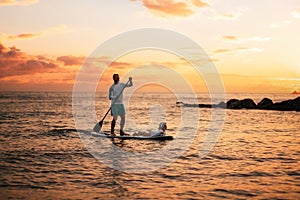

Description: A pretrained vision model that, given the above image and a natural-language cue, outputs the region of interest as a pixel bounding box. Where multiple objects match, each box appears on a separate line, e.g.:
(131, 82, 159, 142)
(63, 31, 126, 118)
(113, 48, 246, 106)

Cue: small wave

(44, 128, 78, 136)
(158, 172, 182, 180)
(286, 171, 300, 176)
(209, 154, 243, 160)
(251, 156, 297, 163)
(0, 114, 16, 121)
(0, 183, 48, 190)
(178, 153, 199, 160)
(214, 188, 257, 197)
(219, 171, 275, 178)
(1, 149, 92, 166)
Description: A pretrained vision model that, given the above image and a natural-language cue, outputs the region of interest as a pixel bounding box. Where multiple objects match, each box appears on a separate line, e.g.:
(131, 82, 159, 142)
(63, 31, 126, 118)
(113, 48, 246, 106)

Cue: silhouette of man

(109, 74, 132, 136)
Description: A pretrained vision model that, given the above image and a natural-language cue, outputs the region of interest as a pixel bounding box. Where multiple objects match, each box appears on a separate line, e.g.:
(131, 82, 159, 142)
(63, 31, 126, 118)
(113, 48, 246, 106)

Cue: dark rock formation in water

(257, 98, 273, 109)
(240, 98, 257, 109)
(226, 98, 257, 109)
(271, 97, 300, 111)
(226, 99, 241, 109)
(177, 96, 300, 111)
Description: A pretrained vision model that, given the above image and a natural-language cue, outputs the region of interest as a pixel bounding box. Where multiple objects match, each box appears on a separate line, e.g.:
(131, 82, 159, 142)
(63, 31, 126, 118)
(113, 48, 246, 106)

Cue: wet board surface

(90, 131, 174, 140)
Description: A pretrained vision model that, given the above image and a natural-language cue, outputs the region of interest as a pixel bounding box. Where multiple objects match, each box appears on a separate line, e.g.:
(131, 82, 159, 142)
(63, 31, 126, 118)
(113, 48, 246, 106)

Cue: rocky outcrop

(226, 99, 242, 109)
(178, 96, 300, 111)
(272, 97, 300, 111)
(225, 98, 257, 109)
(215, 101, 226, 108)
(257, 98, 273, 109)
(240, 98, 257, 109)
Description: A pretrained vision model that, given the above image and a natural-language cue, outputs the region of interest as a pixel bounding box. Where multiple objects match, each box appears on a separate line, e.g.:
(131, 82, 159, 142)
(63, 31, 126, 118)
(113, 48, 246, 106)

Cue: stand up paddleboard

(90, 132, 174, 140)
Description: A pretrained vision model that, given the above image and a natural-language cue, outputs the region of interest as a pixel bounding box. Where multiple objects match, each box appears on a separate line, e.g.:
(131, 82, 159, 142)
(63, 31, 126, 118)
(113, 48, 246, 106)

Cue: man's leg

(120, 115, 129, 135)
(111, 115, 117, 135)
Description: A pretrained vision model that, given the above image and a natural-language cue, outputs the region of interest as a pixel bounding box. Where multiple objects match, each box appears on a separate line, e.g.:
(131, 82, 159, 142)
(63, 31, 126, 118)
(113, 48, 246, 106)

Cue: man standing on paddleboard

(109, 74, 132, 136)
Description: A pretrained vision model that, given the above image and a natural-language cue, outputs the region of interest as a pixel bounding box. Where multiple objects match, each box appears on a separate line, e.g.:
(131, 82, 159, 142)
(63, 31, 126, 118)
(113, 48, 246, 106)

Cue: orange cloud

(213, 47, 262, 55)
(57, 56, 85, 66)
(222, 36, 237, 41)
(0, 43, 83, 91)
(0, 0, 38, 6)
(222, 35, 270, 43)
(213, 49, 234, 54)
(0, 43, 61, 78)
(110, 61, 133, 69)
(191, 0, 208, 7)
(7, 33, 41, 39)
(1, 24, 70, 41)
(132, 0, 247, 21)
(133, 0, 208, 17)
(143, 0, 194, 17)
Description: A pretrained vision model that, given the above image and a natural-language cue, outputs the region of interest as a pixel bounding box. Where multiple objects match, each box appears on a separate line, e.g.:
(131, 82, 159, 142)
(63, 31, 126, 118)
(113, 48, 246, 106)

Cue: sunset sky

(0, 0, 300, 93)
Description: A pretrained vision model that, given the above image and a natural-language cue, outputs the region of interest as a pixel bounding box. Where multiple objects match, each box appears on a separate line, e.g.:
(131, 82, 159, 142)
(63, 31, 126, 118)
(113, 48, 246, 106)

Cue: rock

(183, 103, 199, 107)
(216, 101, 226, 108)
(179, 96, 300, 111)
(272, 96, 300, 111)
(240, 98, 257, 109)
(198, 104, 212, 108)
(226, 99, 242, 109)
(294, 97, 300, 111)
(257, 98, 273, 109)
(176, 101, 184, 105)
(226, 98, 256, 109)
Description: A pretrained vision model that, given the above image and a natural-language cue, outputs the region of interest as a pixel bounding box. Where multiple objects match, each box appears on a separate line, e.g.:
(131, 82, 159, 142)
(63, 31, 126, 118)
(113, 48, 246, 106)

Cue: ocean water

(0, 92, 299, 199)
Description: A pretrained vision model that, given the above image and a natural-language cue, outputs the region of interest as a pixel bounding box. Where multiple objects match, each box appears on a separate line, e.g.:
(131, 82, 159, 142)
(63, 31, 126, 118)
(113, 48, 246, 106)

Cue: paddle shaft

(100, 79, 131, 122)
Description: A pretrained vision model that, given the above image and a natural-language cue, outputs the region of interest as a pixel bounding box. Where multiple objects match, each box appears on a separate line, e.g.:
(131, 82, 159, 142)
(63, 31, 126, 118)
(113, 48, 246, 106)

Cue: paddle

(93, 79, 131, 132)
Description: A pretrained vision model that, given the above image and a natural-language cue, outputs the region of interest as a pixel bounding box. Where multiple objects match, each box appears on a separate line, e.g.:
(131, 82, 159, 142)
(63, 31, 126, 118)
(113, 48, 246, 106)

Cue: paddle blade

(93, 120, 103, 132)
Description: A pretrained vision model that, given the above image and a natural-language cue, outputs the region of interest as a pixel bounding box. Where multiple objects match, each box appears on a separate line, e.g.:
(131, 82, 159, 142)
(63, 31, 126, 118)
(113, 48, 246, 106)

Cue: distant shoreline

(177, 96, 300, 112)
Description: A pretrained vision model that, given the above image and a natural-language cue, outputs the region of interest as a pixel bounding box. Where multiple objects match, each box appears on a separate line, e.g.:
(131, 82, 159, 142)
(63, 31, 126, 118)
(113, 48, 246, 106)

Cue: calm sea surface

(0, 92, 299, 199)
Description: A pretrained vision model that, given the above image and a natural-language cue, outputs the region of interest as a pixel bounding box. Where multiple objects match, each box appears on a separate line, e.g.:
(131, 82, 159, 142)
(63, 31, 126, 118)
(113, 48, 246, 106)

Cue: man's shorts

(111, 104, 125, 116)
